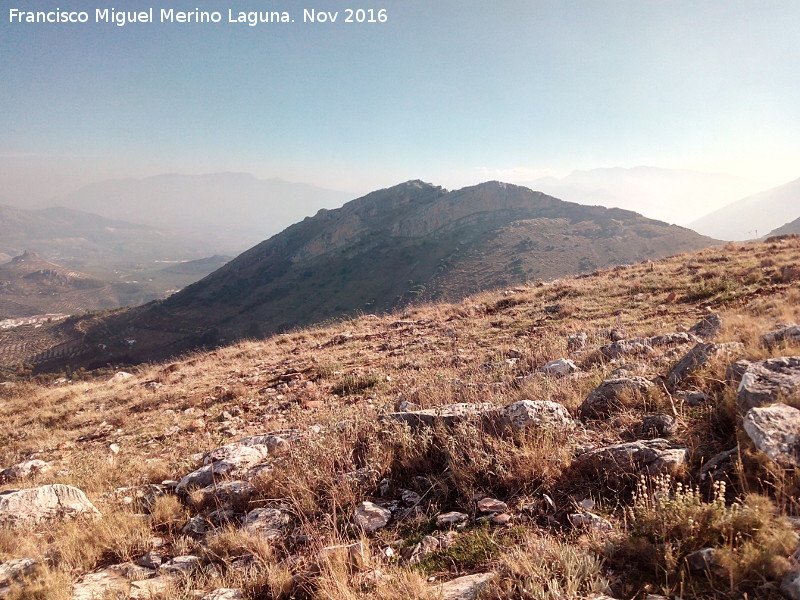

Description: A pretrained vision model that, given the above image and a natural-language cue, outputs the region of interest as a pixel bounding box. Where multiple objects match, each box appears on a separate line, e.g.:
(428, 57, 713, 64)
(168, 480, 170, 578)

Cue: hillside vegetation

(2, 237, 800, 599)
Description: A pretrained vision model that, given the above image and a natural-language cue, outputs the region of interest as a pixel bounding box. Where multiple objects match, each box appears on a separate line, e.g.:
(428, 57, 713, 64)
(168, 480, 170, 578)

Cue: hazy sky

(1, 0, 799, 205)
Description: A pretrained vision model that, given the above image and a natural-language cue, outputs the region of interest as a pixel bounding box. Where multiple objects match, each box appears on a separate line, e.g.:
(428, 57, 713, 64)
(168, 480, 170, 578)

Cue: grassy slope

(1, 237, 800, 598)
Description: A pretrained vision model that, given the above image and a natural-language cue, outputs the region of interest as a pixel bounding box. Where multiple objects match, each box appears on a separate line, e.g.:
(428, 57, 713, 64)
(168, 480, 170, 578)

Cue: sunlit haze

(1, 1, 798, 224)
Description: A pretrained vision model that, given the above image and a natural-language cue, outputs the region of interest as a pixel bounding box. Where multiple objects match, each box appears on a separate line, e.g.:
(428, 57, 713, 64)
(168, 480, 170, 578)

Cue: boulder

(761, 324, 800, 347)
(578, 439, 688, 476)
(580, 377, 654, 418)
(0, 484, 100, 526)
(666, 342, 743, 389)
(689, 313, 723, 341)
(736, 357, 800, 412)
(71, 567, 129, 600)
(193, 480, 255, 508)
(0, 459, 50, 483)
(242, 507, 292, 538)
(782, 570, 800, 600)
(381, 402, 496, 430)
(501, 400, 574, 431)
(176, 430, 300, 494)
(432, 572, 495, 600)
(353, 501, 391, 533)
(540, 358, 579, 377)
(638, 414, 677, 438)
(726, 360, 752, 384)
(406, 535, 440, 565)
(743, 403, 800, 466)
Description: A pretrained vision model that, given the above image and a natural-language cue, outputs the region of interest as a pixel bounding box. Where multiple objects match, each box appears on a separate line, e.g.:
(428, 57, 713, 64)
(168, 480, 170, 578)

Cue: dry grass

(2, 238, 800, 598)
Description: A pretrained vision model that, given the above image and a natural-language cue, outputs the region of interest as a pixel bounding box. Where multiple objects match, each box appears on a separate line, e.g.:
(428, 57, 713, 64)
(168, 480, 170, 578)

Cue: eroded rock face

(0, 484, 100, 526)
(580, 377, 654, 418)
(743, 403, 800, 466)
(736, 357, 800, 412)
(501, 400, 574, 431)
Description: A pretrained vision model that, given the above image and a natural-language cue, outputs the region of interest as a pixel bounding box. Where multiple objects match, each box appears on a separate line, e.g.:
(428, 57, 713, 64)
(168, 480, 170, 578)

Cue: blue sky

(1, 0, 799, 203)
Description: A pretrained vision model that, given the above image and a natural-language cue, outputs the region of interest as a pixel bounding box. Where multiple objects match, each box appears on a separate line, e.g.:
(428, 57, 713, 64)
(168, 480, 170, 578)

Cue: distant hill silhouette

(690, 177, 800, 240)
(49, 173, 352, 252)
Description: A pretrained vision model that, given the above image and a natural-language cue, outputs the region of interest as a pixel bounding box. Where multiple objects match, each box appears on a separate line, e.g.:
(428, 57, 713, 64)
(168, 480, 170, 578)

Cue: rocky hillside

(18, 180, 716, 370)
(2, 238, 800, 599)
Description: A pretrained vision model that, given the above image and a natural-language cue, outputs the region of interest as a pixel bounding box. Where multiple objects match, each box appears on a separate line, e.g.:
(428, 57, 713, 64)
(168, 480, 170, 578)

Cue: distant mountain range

(46, 173, 352, 252)
(0, 203, 214, 272)
(689, 177, 800, 240)
(524, 166, 763, 226)
(16, 180, 717, 370)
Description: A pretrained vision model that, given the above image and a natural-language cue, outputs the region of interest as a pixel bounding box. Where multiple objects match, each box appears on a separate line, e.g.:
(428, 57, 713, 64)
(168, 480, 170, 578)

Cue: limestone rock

(782, 570, 800, 600)
(242, 507, 292, 538)
(0, 484, 100, 526)
(176, 430, 300, 494)
(689, 313, 722, 341)
(194, 480, 255, 508)
(568, 511, 613, 532)
(436, 511, 469, 528)
(726, 360, 752, 384)
(578, 439, 688, 475)
(319, 542, 367, 568)
(71, 567, 129, 600)
(406, 536, 439, 565)
(667, 342, 743, 388)
(540, 358, 579, 377)
(743, 403, 800, 466)
(110, 371, 134, 382)
(201, 588, 244, 600)
(762, 324, 800, 347)
(736, 357, 800, 411)
(567, 332, 588, 351)
(580, 377, 654, 418)
(0, 459, 50, 483)
(353, 501, 391, 533)
(433, 572, 494, 600)
(477, 497, 507, 513)
(599, 338, 655, 359)
(158, 555, 201, 575)
(501, 400, 574, 431)
(638, 414, 677, 438)
(0, 558, 37, 589)
(381, 402, 496, 430)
